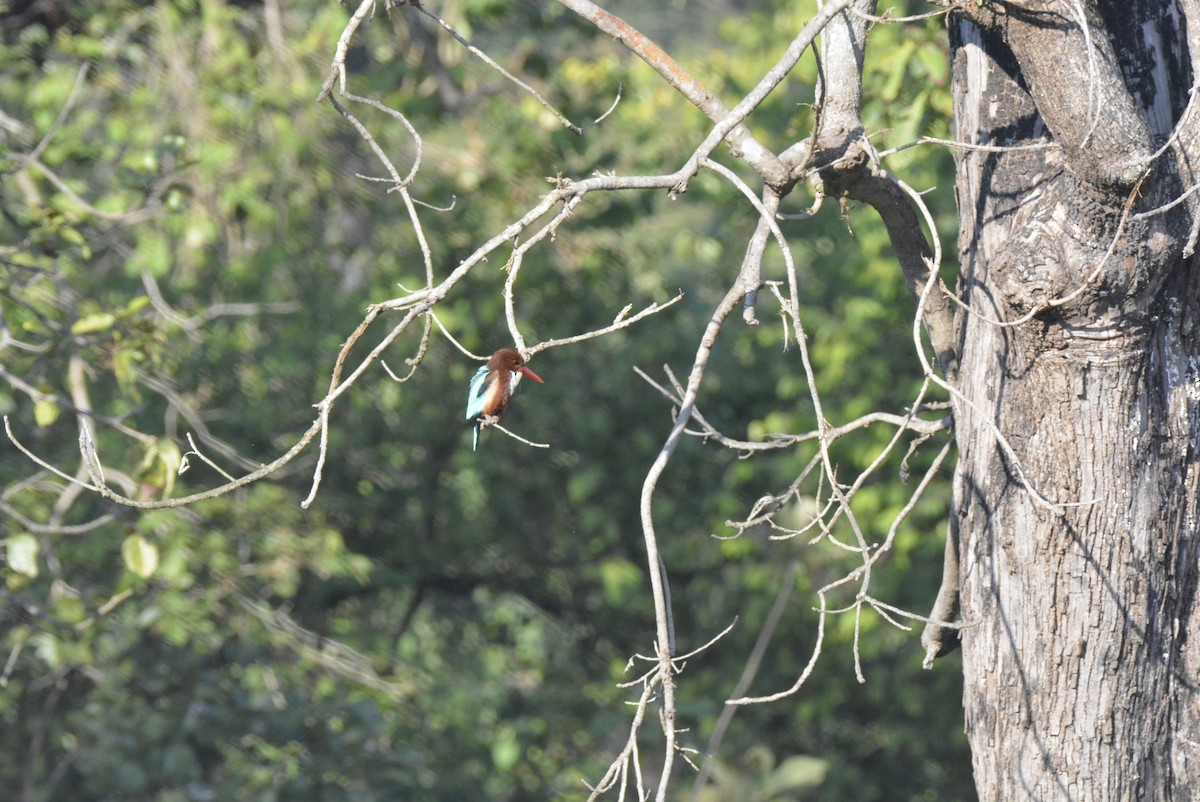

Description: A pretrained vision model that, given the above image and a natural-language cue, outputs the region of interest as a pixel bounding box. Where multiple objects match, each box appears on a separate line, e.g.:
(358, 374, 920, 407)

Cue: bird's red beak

(520, 365, 544, 383)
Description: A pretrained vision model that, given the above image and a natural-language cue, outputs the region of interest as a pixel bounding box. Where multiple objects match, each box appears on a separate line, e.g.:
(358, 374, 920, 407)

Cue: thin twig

(691, 561, 797, 799)
(409, 3, 619, 135)
(489, 422, 549, 449)
(849, 5, 951, 23)
(638, 279, 747, 801)
(525, 293, 685, 356)
(6, 414, 322, 510)
(317, 0, 375, 100)
(503, 195, 586, 352)
(181, 432, 236, 482)
(635, 366, 948, 453)
(343, 89, 423, 188)
(873, 131, 1059, 162)
(24, 158, 158, 223)
(430, 311, 487, 359)
(7, 62, 91, 176)
(727, 590, 827, 705)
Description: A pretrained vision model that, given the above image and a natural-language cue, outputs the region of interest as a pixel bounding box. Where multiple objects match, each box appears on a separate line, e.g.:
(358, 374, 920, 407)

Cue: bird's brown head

(491, 348, 544, 383)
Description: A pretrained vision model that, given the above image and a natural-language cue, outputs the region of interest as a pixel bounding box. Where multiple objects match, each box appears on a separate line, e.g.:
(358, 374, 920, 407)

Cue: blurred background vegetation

(0, 0, 972, 799)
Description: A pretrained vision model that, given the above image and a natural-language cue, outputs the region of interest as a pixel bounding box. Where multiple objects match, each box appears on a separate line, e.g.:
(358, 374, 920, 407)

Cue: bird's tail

(472, 423, 480, 451)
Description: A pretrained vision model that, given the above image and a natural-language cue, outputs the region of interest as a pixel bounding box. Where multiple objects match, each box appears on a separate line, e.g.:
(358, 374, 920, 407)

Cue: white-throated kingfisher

(465, 348, 544, 450)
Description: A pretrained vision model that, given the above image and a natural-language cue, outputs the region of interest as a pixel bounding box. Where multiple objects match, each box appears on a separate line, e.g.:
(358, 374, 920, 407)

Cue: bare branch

(317, 0, 375, 101)
(239, 596, 413, 699)
(0, 473, 115, 536)
(525, 293, 685, 356)
(5, 62, 90, 177)
(348, 92, 423, 187)
(429, 311, 487, 359)
(561, 0, 857, 192)
(910, 256, 1088, 513)
(638, 279, 748, 799)
(6, 414, 323, 510)
(874, 134, 1057, 159)
(959, 172, 1152, 329)
(692, 561, 797, 797)
(850, 5, 950, 23)
(636, 364, 947, 458)
(23, 157, 159, 224)
(585, 676, 657, 801)
(503, 195, 586, 352)
(140, 374, 263, 472)
(406, 2, 619, 135)
(180, 432, 236, 483)
(727, 590, 827, 705)
(485, 421, 550, 450)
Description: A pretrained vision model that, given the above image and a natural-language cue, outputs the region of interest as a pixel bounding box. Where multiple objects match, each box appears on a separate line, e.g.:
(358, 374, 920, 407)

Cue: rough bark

(947, 2, 1200, 799)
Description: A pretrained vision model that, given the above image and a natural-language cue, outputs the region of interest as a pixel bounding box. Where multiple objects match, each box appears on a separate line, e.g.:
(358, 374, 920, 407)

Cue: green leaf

(122, 535, 160, 578)
(491, 725, 520, 771)
(112, 348, 140, 394)
(122, 295, 151, 316)
(6, 534, 39, 578)
(157, 438, 183, 499)
(598, 557, 641, 605)
(756, 755, 828, 800)
(71, 312, 116, 335)
(33, 397, 60, 427)
(134, 229, 172, 278)
(58, 225, 93, 259)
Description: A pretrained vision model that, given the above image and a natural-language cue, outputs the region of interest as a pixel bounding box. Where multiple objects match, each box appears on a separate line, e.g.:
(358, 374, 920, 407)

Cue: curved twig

(5, 414, 323, 510)
(406, 2, 619, 135)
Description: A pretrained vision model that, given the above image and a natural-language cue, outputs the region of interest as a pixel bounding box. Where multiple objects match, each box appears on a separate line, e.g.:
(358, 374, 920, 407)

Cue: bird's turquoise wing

(465, 365, 492, 420)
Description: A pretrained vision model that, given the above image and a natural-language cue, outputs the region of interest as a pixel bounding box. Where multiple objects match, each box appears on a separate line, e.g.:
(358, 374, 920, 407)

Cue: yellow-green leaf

(112, 348, 140, 393)
(157, 438, 182, 499)
(6, 534, 39, 578)
(71, 312, 116, 335)
(34, 397, 60, 427)
(491, 725, 520, 772)
(121, 535, 159, 578)
(122, 295, 151, 316)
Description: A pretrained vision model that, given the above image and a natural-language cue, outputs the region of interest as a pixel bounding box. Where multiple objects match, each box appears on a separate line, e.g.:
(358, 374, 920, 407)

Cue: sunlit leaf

(122, 295, 151, 316)
(31, 393, 59, 427)
(491, 725, 520, 772)
(121, 534, 160, 578)
(71, 312, 116, 335)
(157, 437, 182, 498)
(112, 348, 140, 393)
(6, 533, 39, 577)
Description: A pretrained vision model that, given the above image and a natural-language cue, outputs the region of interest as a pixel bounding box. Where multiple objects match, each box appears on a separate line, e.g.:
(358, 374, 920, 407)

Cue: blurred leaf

(5, 534, 39, 578)
(33, 397, 60, 427)
(157, 438, 182, 499)
(71, 312, 116, 335)
(758, 755, 828, 798)
(491, 725, 520, 771)
(598, 557, 641, 605)
(112, 348, 140, 394)
(122, 295, 151, 316)
(121, 535, 160, 578)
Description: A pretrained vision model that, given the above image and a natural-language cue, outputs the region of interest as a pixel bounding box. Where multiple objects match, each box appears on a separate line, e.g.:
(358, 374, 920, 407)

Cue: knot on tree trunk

(991, 170, 1181, 325)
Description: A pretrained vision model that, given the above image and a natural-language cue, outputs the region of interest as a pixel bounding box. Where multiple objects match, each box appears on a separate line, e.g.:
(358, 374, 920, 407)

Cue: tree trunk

(948, 2, 1200, 799)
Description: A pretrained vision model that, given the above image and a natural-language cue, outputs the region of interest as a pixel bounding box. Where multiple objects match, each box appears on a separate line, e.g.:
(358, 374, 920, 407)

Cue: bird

(465, 348, 544, 450)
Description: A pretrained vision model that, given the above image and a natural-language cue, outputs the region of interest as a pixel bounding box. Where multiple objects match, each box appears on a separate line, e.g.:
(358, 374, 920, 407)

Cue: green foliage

(0, 1, 971, 801)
